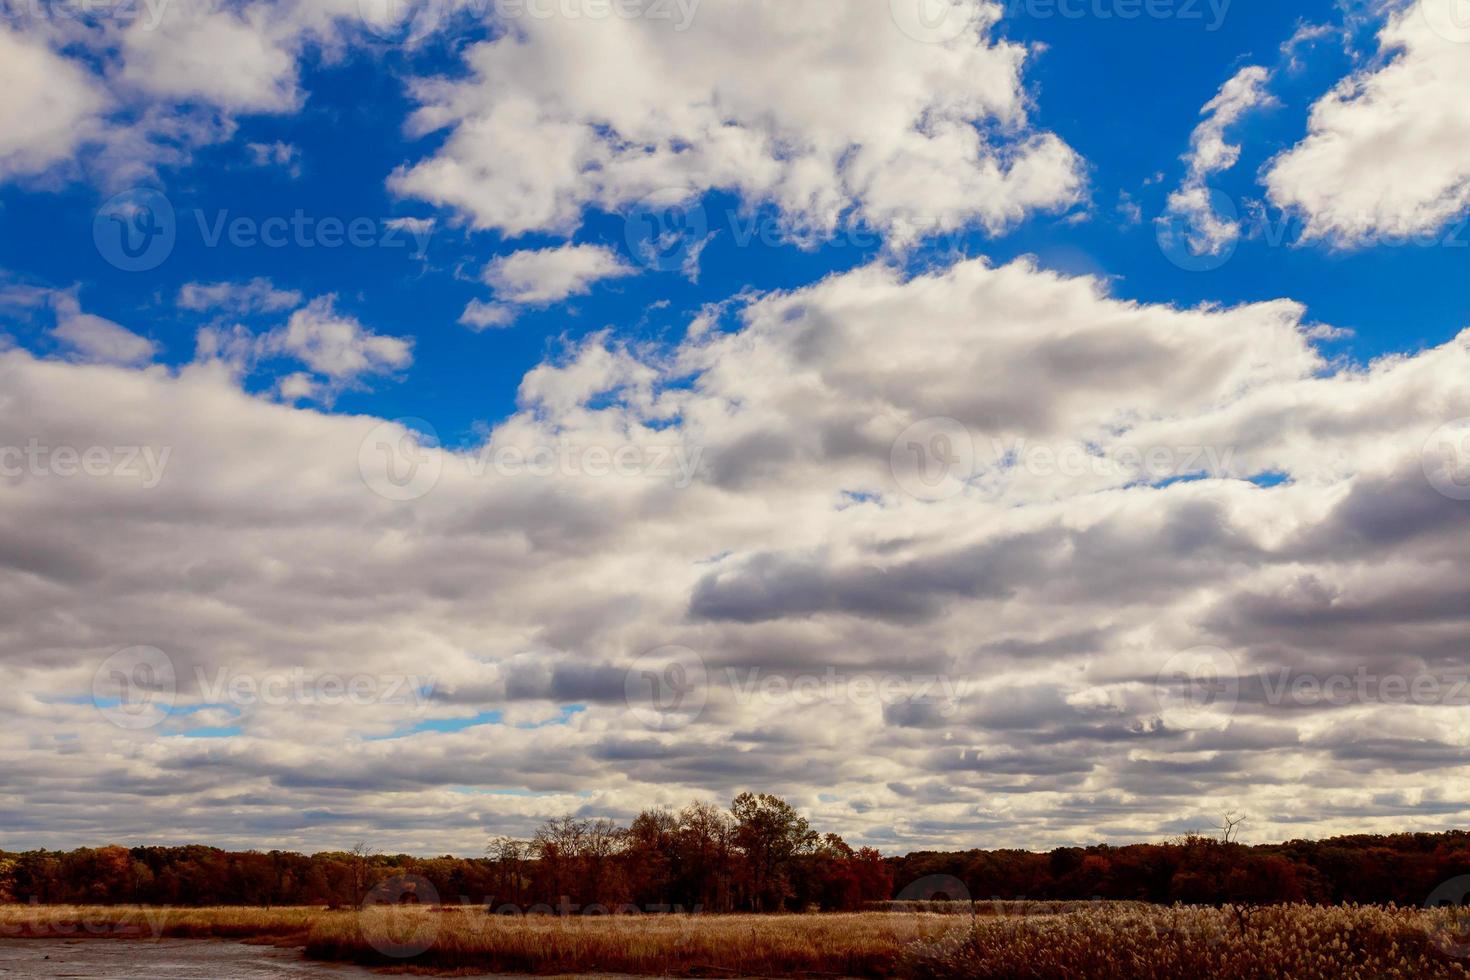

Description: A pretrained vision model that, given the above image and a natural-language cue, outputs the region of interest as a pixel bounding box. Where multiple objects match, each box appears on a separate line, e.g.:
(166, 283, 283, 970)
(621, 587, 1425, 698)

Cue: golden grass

(0, 904, 323, 942)
(6, 903, 1470, 978)
(310, 907, 953, 976)
(904, 903, 1470, 979)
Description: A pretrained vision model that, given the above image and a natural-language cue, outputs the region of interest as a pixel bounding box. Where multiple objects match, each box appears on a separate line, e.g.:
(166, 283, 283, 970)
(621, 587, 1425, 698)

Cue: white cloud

(1185, 66, 1274, 179)
(1265, 2, 1470, 244)
(0, 0, 374, 186)
(1162, 65, 1273, 256)
(178, 278, 304, 315)
(0, 28, 108, 179)
(189, 295, 412, 400)
(51, 311, 156, 367)
(245, 140, 301, 176)
(459, 299, 518, 331)
(483, 244, 637, 305)
(7, 257, 1470, 851)
(265, 295, 412, 384)
(118, 4, 301, 113)
(390, 0, 1084, 244)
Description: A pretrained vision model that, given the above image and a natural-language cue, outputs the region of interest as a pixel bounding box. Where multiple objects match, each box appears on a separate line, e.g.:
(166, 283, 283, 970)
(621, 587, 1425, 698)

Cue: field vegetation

(5, 903, 1470, 978)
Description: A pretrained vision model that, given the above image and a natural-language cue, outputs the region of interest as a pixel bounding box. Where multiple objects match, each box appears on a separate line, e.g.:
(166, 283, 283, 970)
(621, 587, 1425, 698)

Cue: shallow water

(0, 939, 408, 978)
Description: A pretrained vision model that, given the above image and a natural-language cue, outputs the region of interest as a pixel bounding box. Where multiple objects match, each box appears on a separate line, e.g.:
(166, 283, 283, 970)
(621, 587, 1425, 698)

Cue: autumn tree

(730, 792, 817, 911)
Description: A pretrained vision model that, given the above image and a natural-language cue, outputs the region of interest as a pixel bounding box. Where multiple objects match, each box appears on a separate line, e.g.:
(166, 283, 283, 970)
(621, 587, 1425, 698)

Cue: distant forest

(4, 793, 1469, 910)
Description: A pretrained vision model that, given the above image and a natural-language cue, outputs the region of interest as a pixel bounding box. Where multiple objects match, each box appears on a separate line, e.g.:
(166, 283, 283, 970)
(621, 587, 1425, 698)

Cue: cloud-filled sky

(2, 0, 1470, 856)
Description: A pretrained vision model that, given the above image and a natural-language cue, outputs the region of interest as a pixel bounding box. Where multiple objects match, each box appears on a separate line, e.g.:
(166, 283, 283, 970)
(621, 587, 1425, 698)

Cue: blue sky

(6, 0, 1470, 854)
(3, 0, 1463, 440)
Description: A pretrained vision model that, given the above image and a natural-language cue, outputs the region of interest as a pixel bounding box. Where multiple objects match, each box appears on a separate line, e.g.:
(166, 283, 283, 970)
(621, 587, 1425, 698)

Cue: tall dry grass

(309, 908, 948, 976)
(6, 903, 1470, 978)
(902, 903, 1470, 979)
(0, 904, 325, 941)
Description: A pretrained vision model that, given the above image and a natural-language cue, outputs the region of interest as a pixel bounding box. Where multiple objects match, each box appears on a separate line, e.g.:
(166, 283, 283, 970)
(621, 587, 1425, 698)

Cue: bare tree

(349, 841, 377, 906)
(1219, 811, 1246, 845)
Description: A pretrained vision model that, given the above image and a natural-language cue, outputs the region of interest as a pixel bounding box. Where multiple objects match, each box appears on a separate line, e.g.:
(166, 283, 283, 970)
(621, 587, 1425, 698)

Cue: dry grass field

(4, 902, 1470, 977)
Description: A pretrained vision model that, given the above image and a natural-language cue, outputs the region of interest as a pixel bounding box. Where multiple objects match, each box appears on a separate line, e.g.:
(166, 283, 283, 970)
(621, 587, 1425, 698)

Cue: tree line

(3, 795, 1469, 910)
(0, 793, 888, 912)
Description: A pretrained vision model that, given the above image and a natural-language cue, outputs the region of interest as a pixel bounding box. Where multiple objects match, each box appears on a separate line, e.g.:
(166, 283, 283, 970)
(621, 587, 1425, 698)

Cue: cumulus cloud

(49, 299, 157, 366)
(189, 294, 412, 402)
(389, 0, 1084, 244)
(118, 5, 302, 113)
(485, 244, 637, 304)
(1265, 1, 1470, 244)
(0, 27, 109, 179)
(459, 300, 517, 331)
(5, 256, 1470, 852)
(265, 295, 413, 384)
(178, 278, 304, 315)
(0, 0, 382, 186)
(1162, 65, 1274, 256)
